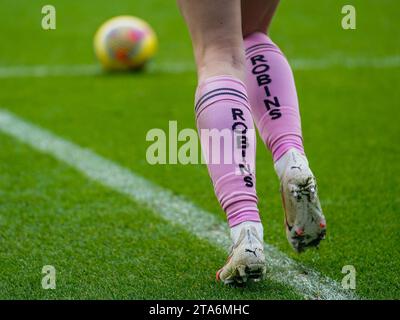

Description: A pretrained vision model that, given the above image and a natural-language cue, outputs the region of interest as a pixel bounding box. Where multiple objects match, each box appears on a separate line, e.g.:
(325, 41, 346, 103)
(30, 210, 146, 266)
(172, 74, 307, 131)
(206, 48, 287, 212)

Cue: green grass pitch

(0, 0, 399, 299)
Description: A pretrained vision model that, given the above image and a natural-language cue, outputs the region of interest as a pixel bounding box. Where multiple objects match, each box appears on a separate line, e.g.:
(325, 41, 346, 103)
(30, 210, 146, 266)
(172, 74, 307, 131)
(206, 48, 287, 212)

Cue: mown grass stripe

(0, 55, 399, 79)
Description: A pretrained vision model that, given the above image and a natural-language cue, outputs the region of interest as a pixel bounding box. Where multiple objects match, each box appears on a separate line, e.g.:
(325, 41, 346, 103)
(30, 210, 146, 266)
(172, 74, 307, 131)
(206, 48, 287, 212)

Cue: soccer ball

(94, 16, 157, 71)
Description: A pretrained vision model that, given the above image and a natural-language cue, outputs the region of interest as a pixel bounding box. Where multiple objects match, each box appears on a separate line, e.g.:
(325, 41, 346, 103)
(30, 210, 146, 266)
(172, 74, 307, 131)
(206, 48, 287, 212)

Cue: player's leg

(177, 0, 266, 283)
(242, 0, 326, 252)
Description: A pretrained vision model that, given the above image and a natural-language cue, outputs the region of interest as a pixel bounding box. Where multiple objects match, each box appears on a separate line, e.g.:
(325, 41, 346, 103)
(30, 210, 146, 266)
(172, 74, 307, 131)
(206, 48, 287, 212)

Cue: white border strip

(0, 109, 357, 300)
(0, 55, 399, 79)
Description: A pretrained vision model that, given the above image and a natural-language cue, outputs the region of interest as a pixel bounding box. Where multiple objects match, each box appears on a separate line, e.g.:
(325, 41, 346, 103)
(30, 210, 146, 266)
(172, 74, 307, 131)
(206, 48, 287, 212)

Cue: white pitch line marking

(0, 55, 399, 79)
(0, 109, 357, 300)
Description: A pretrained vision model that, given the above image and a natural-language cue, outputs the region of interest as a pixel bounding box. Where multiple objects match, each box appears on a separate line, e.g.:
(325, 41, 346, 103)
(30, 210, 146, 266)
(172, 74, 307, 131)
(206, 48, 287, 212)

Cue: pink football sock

(195, 76, 261, 227)
(244, 32, 304, 162)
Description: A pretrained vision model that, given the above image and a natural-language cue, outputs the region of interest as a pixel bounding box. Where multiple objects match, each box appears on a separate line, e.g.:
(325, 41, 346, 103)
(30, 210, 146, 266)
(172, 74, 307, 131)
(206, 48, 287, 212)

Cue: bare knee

(241, 0, 279, 37)
(177, 0, 244, 81)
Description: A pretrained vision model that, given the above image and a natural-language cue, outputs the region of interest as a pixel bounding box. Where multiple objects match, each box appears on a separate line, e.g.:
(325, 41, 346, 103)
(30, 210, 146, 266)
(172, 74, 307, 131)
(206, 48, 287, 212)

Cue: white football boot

(216, 222, 266, 285)
(275, 148, 326, 253)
